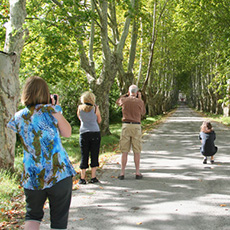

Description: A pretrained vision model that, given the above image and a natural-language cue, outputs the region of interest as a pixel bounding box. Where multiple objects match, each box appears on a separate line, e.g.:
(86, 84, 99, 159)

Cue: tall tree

(0, 0, 27, 169)
(116, 0, 140, 94)
(51, 0, 135, 135)
(173, 0, 230, 114)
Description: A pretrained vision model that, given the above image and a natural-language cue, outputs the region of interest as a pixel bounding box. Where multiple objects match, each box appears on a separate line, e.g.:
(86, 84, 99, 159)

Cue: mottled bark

(0, 52, 18, 169)
(0, 0, 27, 169)
(78, 0, 132, 135)
(116, 0, 139, 94)
(52, 0, 134, 135)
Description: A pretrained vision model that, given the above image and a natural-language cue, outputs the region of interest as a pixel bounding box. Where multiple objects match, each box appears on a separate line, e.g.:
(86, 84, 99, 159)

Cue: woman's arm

(52, 112, 72, 137)
(95, 106, 102, 124)
(50, 95, 72, 137)
(77, 106, 81, 120)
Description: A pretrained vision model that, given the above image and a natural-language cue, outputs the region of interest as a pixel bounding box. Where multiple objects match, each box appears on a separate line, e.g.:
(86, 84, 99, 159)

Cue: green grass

(0, 115, 165, 226)
(210, 116, 230, 126)
(198, 111, 230, 126)
(142, 115, 163, 127)
(0, 170, 22, 202)
(219, 116, 230, 125)
(61, 126, 81, 162)
(0, 169, 25, 228)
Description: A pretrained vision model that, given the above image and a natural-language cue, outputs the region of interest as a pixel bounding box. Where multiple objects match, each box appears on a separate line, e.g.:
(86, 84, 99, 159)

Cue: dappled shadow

(40, 105, 230, 230)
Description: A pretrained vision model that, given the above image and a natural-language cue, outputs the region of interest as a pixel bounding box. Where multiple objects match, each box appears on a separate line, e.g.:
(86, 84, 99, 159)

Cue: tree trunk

(142, 1, 168, 92)
(90, 55, 118, 135)
(116, 0, 138, 94)
(0, 0, 27, 170)
(0, 52, 18, 170)
(76, 0, 133, 135)
(4, 0, 27, 74)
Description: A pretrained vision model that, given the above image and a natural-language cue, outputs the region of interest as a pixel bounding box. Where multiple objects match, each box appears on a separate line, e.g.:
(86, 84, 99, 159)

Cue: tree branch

(116, 0, 134, 55)
(50, 0, 63, 8)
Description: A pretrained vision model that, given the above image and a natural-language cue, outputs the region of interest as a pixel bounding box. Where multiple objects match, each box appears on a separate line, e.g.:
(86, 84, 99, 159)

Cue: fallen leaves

(0, 191, 25, 229)
(0, 208, 25, 229)
(220, 204, 227, 207)
(73, 179, 79, 185)
(72, 178, 80, 190)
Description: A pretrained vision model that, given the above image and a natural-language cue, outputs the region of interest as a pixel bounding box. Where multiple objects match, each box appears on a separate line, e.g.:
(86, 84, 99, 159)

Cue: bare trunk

(90, 55, 118, 135)
(142, 0, 168, 98)
(142, 1, 157, 97)
(0, 0, 27, 170)
(137, 18, 143, 86)
(0, 52, 18, 169)
(116, 0, 139, 94)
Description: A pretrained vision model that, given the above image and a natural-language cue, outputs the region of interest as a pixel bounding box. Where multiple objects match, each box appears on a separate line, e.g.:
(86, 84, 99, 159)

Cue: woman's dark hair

(21, 76, 50, 106)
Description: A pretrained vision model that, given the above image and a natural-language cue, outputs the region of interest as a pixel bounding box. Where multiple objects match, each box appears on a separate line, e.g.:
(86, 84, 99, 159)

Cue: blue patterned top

(8, 104, 76, 190)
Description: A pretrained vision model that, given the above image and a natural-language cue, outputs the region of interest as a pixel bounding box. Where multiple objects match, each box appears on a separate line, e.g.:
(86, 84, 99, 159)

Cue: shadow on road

(41, 104, 230, 230)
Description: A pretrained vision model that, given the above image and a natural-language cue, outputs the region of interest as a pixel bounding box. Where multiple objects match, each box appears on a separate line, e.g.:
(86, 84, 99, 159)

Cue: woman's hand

(50, 94, 59, 105)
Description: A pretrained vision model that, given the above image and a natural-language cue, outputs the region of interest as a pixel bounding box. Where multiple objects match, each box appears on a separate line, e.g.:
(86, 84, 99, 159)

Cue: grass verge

(206, 114, 230, 126)
(194, 110, 230, 126)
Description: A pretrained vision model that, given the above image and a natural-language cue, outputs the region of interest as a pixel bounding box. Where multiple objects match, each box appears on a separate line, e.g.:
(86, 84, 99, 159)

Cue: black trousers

(79, 132, 101, 169)
(24, 176, 73, 229)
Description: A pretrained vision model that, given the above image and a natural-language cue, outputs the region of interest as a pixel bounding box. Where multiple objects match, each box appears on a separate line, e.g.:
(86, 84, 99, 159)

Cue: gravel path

(41, 104, 230, 230)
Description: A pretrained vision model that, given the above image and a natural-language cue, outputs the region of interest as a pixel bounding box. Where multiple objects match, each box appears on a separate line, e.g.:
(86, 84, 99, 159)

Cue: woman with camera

(77, 91, 102, 184)
(8, 76, 76, 230)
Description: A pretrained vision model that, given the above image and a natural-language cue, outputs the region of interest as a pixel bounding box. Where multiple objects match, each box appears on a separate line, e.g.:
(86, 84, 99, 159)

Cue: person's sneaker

(203, 158, 207, 164)
(136, 174, 143, 179)
(118, 175, 125, 180)
(89, 177, 99, 183)
(78, 178, 86, 184)
(211, 160, 214, 164)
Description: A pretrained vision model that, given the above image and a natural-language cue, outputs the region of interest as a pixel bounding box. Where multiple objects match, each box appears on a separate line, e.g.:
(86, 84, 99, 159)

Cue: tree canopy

(1, 0, 230, 123)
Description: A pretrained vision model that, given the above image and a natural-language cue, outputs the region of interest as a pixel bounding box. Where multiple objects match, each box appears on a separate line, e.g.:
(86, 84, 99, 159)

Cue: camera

(50, 94, 58, 105)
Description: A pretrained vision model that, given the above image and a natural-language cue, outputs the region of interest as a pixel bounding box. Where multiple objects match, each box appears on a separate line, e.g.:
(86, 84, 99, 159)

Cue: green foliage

(0, 0, 9, 50)
(0, 170, 21, 200)
(49, 73, 89, 125)
(169, 0, 230, 108)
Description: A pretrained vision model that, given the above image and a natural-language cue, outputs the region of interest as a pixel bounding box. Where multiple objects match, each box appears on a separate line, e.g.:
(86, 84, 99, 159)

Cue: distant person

(7, 76, 76, 230)
(116, 85, 146, 180)
(199, 121, 218, 164)
(77, 91, 101, 184)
